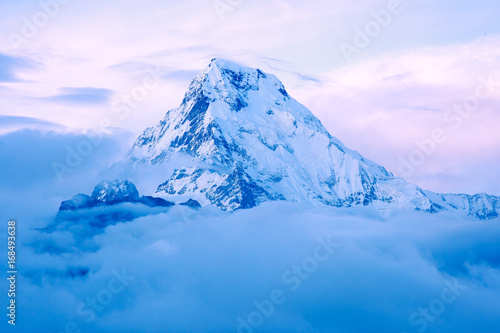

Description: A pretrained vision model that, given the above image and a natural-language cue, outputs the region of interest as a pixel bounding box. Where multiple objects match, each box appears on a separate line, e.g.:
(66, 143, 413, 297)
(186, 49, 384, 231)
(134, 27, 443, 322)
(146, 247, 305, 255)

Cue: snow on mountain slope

(424, 191, 500, 220)
(125, 58, 499, 219)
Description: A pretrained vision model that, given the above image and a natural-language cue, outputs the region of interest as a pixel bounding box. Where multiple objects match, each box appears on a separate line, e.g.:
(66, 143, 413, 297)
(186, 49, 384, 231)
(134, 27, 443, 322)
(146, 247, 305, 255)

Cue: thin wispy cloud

(0, 114, 64, 134)
(43, 87, 114, 105)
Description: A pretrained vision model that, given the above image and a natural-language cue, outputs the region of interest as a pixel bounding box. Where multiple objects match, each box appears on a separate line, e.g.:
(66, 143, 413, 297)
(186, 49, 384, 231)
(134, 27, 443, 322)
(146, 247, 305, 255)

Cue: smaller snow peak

(58, 179, 175, 212)
(91, 179, 140, 203)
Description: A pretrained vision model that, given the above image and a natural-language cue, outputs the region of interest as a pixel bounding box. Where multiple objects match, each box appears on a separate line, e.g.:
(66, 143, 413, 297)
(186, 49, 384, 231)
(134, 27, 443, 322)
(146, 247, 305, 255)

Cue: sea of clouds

(1, 129, 500, 333)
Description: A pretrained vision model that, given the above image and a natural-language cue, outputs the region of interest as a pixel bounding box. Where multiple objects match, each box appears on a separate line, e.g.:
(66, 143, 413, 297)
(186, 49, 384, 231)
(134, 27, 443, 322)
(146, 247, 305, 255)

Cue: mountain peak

(129, 60, 399, 211)
(186, 58, 288, 113)
(91, 179, 140, 204)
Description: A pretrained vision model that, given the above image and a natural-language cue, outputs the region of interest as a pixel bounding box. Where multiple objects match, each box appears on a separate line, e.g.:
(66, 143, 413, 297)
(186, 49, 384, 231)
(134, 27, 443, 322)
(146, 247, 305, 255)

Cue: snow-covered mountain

(124, 58, 498, 219)
(55, 180, 202, 231)
(425, 191, 499, 220)
(59, 179, 174, 211)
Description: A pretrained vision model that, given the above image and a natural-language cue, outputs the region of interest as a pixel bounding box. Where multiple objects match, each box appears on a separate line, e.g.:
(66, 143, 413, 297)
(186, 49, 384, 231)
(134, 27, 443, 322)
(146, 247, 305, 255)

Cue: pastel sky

(1, 0, 500, 195)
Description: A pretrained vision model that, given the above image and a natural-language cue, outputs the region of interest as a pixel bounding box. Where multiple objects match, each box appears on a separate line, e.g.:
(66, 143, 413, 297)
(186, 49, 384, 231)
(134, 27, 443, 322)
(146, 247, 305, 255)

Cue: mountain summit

(125, 58, 499, 219)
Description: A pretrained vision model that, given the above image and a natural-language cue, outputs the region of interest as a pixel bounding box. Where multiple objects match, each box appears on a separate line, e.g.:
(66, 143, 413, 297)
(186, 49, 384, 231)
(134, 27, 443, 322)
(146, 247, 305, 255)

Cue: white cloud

(10, 202, 500, 333)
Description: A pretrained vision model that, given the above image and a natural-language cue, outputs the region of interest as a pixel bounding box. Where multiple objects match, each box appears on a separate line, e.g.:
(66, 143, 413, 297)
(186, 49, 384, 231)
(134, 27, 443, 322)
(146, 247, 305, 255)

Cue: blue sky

(0, 0, 500, 195)
(0, 53, 35, 81)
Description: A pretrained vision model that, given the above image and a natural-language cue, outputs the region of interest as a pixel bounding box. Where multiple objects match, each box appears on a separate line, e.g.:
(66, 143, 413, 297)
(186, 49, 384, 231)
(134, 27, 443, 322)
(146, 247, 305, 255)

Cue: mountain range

(61, 59, 500, 220)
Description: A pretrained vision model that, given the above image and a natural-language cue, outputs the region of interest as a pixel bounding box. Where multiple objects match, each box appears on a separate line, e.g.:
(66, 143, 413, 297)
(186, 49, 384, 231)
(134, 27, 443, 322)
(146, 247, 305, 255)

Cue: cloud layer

(4, 202, 500, 333)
